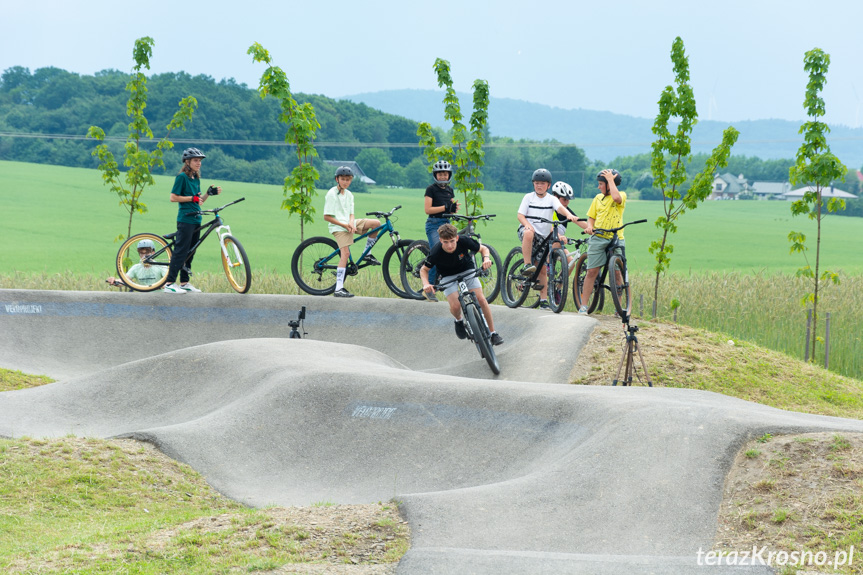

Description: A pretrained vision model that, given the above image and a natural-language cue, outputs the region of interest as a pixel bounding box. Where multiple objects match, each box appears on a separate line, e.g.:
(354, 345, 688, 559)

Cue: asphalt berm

(2, 289, 861, 574)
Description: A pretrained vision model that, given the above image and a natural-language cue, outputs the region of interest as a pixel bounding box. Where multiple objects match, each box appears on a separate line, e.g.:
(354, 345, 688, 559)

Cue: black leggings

(166, 221, 200, 284)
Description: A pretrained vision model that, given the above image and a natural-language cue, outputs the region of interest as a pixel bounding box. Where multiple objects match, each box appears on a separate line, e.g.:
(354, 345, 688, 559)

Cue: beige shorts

(332, 219, 377, 248)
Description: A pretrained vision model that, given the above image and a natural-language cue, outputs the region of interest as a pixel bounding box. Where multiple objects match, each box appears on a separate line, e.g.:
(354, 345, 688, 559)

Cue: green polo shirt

(172, 172, 202, 224)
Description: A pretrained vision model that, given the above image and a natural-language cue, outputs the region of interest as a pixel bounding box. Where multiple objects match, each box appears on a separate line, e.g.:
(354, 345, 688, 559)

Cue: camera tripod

(613, 318, 652, 387)
(288, 306, 307, 339)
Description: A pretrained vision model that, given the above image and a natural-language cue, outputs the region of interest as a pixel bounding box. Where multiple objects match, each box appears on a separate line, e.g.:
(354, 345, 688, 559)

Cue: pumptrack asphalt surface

(2, 289, 861, 574)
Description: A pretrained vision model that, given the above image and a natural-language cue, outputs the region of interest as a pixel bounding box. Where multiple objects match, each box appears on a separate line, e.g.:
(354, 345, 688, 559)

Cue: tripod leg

(624, 339, 635, 386)
(613, 336, 629, 386)
(634, 339, 652, 387)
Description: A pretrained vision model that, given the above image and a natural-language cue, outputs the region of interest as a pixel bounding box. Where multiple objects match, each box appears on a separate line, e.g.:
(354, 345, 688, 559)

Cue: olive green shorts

(586, 236, 624, 269)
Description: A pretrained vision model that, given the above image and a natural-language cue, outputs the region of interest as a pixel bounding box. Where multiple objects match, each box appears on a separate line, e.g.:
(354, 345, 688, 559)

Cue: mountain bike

(434, 268, 500, 375)
(573, 219, 646, 319)
(501, 215, 569, 312)
(115, 197, 251, 293)
(399, 213, 501, 303)
(290, 205, 414, 297)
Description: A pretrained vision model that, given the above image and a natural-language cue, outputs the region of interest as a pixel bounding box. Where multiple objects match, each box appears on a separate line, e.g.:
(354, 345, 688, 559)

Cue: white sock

(336, 268, 346, 291)
(365, 236, 377, 251)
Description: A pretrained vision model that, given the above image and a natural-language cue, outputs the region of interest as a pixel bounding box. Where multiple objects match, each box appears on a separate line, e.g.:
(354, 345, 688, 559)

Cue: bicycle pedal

(531, 283, 545, 291)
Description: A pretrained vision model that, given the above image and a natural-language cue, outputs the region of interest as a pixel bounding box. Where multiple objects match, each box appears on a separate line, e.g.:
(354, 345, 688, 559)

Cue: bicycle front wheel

(291, 236, 340, 296)
(399, 240, 430, 300)
(382, 239, 415, 299)
(465, 302, 500, 375)
(116, 233, 171, 292)
(548, 248, 569, 313)
(573, 253, 603, 313)
(221, 235, 251, 294)
(501, 248, 530, 309)
(473, 244, 502, 304)
(608, 254, 631, 318)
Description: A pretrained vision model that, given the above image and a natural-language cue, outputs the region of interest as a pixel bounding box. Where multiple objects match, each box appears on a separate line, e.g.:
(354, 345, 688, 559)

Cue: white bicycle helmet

(432, 160, 453, 185)
(137, 239, 155, 250)
(551, 181, 574, 199)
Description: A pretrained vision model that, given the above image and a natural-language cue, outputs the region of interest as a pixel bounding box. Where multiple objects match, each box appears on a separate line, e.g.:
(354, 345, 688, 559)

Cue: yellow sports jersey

(587, 191, 627, 239)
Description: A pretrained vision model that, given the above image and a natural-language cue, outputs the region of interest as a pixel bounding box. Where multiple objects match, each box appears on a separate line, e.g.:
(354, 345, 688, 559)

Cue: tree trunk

(652, 229, 669, 316)
(811, 192, 823, 360)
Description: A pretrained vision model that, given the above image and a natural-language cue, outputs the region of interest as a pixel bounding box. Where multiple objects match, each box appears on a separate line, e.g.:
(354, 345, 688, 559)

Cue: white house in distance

(751, 181, 791, 200)
(710, 173, 749, 200)
(781, 185, 858, 201)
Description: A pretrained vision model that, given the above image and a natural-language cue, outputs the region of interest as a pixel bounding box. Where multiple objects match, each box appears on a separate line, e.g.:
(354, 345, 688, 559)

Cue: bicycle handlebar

(583, 219, 647, 236)
(200, 197, 246, 215)
(433, 267, 480, 291)
(366, 205, 402, 218)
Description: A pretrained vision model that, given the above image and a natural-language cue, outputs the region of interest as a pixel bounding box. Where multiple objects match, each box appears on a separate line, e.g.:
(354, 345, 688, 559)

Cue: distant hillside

(343, 89, 863, 167)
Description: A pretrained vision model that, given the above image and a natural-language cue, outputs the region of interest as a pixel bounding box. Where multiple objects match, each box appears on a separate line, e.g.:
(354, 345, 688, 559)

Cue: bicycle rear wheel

(465, 302, 500, 375)
(382, 239, 415, 299)
(548, 248, 569, 313)
(573, 253, 603, 313)
(473, 244, 501, 304)
(501, 248, 530, 308)
(291, 236, 339, 295)
(608, 254, 631, 318)
(116, 233, 171, 292)
(399, 240, 430, 300)
(221, 235, 251, 293)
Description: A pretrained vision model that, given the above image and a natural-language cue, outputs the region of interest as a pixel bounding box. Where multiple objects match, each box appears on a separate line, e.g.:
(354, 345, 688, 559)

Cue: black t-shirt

(424, 184, 456, 216)
(424, 236, 480, 277)
(554, 204, 578, 229)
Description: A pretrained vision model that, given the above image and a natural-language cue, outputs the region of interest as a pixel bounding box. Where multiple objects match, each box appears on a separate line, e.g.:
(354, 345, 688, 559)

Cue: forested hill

(1, 66, 861, 202)
(345, 89, 863, 168)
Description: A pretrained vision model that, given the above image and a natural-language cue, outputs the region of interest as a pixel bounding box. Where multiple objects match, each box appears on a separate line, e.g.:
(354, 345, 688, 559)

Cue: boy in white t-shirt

(516, 168, 581, 310)
(322, 166, 381, 298)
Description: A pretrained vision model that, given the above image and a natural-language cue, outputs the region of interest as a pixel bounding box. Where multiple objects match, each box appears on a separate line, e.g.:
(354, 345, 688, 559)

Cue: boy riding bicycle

(420, 223, 503, 346)
(517, 169, 581, 310)
(550, 180, 587, 273)
(323, 166, 382, 298)
(579, 168, 626, 315)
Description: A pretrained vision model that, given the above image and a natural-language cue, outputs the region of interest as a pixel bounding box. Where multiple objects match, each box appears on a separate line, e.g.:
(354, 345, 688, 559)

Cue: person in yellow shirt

(579, 169, 626, 314)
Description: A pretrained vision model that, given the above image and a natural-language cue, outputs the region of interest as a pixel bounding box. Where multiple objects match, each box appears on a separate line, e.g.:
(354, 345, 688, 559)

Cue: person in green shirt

(162, 148, 220, 293)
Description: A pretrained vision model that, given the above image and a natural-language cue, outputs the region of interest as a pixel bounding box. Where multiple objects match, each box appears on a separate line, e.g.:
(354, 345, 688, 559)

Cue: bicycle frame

(144, 200, 243, 274)
(317, 207, 402, 271)
(522, 216, 563, 283)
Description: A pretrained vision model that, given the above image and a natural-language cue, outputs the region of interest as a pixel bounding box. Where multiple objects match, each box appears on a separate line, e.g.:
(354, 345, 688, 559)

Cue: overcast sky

(3, 0, 861, 127)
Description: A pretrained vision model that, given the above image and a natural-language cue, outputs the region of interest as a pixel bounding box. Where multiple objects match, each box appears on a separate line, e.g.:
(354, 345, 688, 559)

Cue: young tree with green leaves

(87, 37, 197, 245)
(248, 43, 320, 241)
(648, 37, 739, 314)
(788, 48, 847, 361)
(417, 58, 489, 216)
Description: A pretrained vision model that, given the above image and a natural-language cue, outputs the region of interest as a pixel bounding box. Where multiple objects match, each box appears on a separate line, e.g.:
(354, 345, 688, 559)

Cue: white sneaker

(162, 283, 186, 293)
(577, 305, 588, 315)
(179, 283, 202, 293)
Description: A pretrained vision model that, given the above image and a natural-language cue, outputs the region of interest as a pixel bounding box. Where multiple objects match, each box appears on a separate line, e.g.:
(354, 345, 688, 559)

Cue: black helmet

(335, 166, 354, 179)
(182, 147, 206, 161)
(432, 160, 453, 185)
(531, 168, 552, 183)
(597, 169, 622, 186)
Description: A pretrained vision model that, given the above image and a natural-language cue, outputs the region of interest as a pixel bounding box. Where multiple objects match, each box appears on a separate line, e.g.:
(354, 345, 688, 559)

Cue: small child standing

(323, 166, 381, 298)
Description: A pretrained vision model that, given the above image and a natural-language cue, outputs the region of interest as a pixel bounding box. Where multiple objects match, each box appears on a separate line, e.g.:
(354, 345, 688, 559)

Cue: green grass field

(3, 160, 862, 277)
(2, 160, 861, 380)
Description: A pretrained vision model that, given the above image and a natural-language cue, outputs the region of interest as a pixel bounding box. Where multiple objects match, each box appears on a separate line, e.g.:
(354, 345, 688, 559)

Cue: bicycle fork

(217, 224, 242, 267)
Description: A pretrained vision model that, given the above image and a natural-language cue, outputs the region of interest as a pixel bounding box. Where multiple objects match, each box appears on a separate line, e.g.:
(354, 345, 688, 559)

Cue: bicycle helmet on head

(432, 160, 453, 185)
(136, 239, 155, 250)
(531, 168, 552, 183)
(551, 181, 574, 199)
(182, 147, 206, 161)
(597, 169, 622, 186)
(335, 166, 354, 179)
